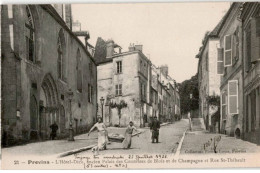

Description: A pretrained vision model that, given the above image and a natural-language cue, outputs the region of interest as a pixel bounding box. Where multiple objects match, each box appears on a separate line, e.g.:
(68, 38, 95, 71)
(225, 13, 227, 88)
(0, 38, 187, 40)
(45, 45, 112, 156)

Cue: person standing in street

(88, 117, 108, 155)
(150, 116, 160, 143)
(50, 122, 59, 140)
(122, 121, 139, 149)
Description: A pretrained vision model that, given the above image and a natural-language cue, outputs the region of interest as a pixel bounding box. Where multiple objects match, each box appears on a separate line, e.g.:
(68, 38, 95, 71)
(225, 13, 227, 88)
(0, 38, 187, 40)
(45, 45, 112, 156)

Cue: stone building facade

(217, 3, 243, 137)
(1, 5, 97, 146)
(95, 38, 180, 127)
(197, 28, 221, 132)
(240, 2, 260, 144)
(96, 39, 152, 127)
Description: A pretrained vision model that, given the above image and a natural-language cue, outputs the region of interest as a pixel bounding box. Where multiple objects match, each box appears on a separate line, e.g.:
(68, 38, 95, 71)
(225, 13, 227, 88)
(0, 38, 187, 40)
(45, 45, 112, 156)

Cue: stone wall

(1, 5, 97, 146)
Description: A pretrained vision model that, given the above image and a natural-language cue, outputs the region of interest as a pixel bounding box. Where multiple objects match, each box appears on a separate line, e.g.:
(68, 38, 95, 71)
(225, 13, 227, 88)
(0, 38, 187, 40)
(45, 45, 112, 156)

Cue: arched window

(57, 29, 66, 81)
(25, 6, 35, 62)
(76, 49, 82, 92)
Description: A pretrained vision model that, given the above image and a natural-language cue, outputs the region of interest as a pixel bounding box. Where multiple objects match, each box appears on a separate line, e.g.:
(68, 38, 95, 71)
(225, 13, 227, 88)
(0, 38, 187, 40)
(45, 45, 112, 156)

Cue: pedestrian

(150, 116, 160, 143)
(50, 122, 59, 140)
(88, 117, 108, 155)
(122, 121, 139, 149)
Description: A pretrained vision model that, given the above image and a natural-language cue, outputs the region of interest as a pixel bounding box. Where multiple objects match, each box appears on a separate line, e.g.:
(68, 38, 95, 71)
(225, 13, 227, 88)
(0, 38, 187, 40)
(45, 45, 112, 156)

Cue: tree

(110, 100, 127, 127)
(178, 73, 199, 115)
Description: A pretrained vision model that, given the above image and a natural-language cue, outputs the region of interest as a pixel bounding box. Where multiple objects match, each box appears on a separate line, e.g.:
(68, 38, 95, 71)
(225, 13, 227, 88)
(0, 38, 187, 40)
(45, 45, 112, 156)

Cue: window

(116, 61, 122, 74)
(245, 24, 251, 72)
(217, 48, 224, 75)
(249, 17, 260, 64)
(232, 27, 239, 66)
(76, 49, 82, 92)
(228, 80, 239, 114)
(115, 84, 122, 96)
(25, 6, 35, 62)
(57, 29, 66, 81)
(224, 35, 232, 67)
(141, 83, 146, 101)
(88, 84, 93, 103)
(221, 92, 227, 120)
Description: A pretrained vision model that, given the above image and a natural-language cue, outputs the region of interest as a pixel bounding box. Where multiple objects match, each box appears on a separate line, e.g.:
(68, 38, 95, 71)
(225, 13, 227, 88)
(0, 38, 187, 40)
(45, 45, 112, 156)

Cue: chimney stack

(160, 65, 168, 76)
(128, 43, 135, 52)
(65, 4, 72, 29)
(134, 45, 143, 52)
(106, 40, 114, 58)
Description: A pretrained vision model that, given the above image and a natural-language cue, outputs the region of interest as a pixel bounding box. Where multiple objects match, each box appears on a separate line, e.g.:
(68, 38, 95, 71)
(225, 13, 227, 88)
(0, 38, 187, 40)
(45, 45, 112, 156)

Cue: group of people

(88, 116, 161, 155)
(49, 116, 161, 155)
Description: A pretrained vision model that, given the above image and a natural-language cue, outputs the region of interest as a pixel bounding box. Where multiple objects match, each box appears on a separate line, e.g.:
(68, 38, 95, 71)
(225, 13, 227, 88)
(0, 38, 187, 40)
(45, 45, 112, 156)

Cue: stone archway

(39, 73, 59, 139)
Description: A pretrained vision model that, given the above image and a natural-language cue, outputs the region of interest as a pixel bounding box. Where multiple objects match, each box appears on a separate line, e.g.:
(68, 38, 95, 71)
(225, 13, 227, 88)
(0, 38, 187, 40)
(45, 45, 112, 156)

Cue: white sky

(72, 2, 231, 83)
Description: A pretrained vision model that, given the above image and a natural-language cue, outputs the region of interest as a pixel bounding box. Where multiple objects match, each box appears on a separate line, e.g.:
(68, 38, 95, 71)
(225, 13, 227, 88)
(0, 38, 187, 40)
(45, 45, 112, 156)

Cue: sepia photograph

(0, 0, 260, 169)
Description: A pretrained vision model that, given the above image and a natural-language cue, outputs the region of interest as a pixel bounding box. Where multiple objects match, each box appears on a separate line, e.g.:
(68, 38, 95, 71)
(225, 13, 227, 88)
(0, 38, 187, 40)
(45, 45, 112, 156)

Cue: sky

(72, 2, 231, 83)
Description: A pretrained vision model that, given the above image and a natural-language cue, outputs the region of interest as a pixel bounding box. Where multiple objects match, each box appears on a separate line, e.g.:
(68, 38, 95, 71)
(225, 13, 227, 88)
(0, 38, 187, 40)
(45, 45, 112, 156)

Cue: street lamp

(100, 97, 105, 121)
(67, 89, 74, 141)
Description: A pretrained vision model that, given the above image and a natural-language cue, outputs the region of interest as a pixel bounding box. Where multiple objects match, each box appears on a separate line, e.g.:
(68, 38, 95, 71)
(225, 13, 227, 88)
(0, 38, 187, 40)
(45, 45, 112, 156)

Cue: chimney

(65, 4, 72, 29)
(160, 65, 168, 76)
(128, 43, 135, 52)
(106, 40, 114, 58)
(134, 45, 143, 52)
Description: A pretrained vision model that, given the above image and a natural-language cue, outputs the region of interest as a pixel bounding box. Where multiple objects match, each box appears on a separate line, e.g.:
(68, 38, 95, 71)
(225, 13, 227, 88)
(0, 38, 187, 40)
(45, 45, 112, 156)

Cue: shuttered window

(228, 80, 239, 114)
(245, 24, 252, 72)
(232, 27, 239, 65)
(251, 17, 260, 63)
(221, 92, 227, 120)
(224, 35, 232, 66)
(217, 48, 224, 75)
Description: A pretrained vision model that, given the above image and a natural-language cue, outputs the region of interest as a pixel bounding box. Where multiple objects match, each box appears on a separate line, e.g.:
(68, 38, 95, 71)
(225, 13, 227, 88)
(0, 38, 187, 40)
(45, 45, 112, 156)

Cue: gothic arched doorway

(39, 73, 59, 139)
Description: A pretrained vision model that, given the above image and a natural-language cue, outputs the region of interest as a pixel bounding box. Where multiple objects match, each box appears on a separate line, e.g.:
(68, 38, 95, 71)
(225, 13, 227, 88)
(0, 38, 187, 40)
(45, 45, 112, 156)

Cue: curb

(174, 129, 187, 158)
(58, 144, 96, 158)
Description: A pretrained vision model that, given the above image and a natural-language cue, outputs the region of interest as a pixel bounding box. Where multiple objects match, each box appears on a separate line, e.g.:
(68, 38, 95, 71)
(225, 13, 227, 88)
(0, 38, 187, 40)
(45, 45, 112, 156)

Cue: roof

(209, 3, 236, 37)
(195, 3, 237, 60)
(94, 37, 112, 64)
(41, 5, 97, 65)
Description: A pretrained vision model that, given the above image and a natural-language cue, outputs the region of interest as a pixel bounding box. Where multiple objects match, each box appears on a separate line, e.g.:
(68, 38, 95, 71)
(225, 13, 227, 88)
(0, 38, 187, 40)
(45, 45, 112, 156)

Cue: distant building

(1, 5, 97, 146)
(95, 39, 152, 127)
(95, 38, 180, 127)
(196, 29, 221, 132)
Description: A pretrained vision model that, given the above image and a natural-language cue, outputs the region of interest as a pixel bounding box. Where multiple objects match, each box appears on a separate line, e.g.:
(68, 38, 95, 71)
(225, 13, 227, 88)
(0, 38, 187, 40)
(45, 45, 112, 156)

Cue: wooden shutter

(221, 92, 227, 120)
(224, 35, 232, 66)
(245, 24, 251, 72)
(228, 80, 239, 115)
(217, 48, 224, 74)
(251, 17, 260, 63)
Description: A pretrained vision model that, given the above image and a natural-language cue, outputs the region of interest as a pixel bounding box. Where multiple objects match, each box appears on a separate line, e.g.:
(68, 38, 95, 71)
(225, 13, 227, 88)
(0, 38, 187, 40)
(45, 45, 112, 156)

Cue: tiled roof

(94, 37, 112, 64)
(209, 3, 235, 37)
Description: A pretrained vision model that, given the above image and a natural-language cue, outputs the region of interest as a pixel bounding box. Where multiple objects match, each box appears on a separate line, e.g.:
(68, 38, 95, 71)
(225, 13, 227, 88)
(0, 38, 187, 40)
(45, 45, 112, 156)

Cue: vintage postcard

(1, 1, 260, 170)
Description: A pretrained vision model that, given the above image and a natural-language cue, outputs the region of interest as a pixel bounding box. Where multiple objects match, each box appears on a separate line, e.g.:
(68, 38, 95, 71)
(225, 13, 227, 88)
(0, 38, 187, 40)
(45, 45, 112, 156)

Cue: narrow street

(68, 119, 189, 157)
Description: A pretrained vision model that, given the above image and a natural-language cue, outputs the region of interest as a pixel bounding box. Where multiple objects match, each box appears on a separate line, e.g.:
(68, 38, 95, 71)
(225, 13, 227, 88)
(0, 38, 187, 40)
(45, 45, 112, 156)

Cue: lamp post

(67, 89, 74, 141)
(100, 97, 105, 121)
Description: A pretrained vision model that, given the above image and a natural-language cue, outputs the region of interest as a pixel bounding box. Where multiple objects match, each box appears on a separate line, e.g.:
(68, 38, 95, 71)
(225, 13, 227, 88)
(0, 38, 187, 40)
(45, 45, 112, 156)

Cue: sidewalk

(180, 131, 260, 154)
(1, 127, 146, 157)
